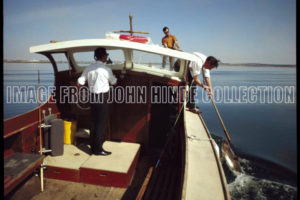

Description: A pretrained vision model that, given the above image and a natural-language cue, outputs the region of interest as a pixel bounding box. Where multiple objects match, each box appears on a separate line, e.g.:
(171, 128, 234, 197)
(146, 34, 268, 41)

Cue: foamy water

(228, 170, 297, 200)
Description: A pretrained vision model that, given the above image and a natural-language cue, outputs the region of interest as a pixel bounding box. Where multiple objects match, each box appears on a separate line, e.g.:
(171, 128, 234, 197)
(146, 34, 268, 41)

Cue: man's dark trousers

(90, 92, 109, 154)
(186, 71, 196, 109)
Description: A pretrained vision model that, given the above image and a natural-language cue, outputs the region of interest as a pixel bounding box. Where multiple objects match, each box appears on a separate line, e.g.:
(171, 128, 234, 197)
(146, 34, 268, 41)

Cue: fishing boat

(4, 15, 239, 200)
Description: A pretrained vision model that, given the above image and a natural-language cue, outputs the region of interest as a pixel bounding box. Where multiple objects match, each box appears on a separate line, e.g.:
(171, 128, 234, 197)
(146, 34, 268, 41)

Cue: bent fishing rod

(202, 68, 232, 144)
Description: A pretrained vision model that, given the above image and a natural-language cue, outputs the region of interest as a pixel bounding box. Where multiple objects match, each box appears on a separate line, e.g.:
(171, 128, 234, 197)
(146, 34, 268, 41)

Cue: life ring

(119, 34, 149, 44)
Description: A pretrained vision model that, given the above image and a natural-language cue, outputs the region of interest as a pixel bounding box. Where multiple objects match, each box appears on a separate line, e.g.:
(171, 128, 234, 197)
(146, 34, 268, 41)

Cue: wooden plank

(4, 176, 11, 185)
(80, 142, 140, 173)
(31, 179, 126, 200)
(4, 153, 44, 196)
(44, 167, 80, 182)
(43, 145, 90, 182)
(4, 99, 59, 138)
(136, 167, 153, 200)
(4, 153, 43, 178)
(43, 145, 90, 170)
(5, 174, 41, 200)
(80, 141, 140, 187)
(105, 187, 127, 200)
(183, 110, 230, 200)
(108, 74, 150, 145)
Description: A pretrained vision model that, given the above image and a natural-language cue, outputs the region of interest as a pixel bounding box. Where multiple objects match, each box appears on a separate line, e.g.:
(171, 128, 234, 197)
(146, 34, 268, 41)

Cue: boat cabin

(4, 36, 231, 200)
(29, 37, 195, 148)
(5, 37, 193, 199)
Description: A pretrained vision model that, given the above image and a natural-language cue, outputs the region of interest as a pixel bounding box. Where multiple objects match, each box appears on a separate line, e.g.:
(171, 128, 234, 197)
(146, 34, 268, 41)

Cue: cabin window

(51, 53, 70, 72)
(73, 50, 125, 68)
(72, 52, 94, 68)
(133, 50, 179, 71)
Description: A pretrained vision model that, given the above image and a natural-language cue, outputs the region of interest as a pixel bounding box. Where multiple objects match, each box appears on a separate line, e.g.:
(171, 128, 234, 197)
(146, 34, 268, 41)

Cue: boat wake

(210, 134, 297, 200)
(225, 158, 297, 200)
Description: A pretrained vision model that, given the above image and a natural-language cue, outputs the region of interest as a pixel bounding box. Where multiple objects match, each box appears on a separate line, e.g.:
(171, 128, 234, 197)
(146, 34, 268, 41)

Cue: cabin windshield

(133, 50, 180, 72)
(72, 49, 125, 71)
(62, 47, 187, 79)
(51, 53, 70, 72)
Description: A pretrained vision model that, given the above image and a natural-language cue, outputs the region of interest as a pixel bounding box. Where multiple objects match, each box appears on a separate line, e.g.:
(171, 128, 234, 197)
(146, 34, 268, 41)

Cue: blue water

(195, 66, 297, 199)
(196, 66, 296, 174)
(3, 63, 297, 198)
(4, 63, 54, 119)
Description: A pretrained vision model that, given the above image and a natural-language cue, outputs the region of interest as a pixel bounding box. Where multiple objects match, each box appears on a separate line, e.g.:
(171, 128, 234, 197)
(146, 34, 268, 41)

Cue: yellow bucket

(64, 120, 77, 144)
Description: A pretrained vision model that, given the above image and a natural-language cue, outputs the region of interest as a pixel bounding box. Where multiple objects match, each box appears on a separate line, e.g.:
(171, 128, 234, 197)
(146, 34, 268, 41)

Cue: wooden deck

(29, 142, 141, 200)
(182, 109, 231, 200)
(42, 142, 140, 187)
(31, 178, 126, 200)
(6, 150, 156, 200)
(4, 108, 231, 200)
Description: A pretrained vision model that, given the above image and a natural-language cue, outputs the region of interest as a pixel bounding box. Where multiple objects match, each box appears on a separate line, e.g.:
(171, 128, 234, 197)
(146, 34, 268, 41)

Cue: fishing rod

(37, 70, 44, 192)
(210, 97, 232, 144)
(201, 68, 232, 144)
(202, 67, 242, 172)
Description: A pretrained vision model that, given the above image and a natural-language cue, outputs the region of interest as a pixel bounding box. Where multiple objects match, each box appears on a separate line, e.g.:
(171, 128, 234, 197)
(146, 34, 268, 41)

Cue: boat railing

(4, 95, 59, 140)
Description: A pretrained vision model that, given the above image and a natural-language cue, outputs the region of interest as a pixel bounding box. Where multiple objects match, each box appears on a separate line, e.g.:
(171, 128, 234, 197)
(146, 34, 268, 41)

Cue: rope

(155, 81, 191, 169)
(172, 94, 186, 128)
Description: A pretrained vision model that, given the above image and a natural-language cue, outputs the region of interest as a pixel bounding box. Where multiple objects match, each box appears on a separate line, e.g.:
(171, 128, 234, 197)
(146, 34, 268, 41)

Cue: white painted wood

(30, 39, 198, 61)
(184, 110, 229, 200)
(43, 145, 90, 170)
(81, 141, 140, 173)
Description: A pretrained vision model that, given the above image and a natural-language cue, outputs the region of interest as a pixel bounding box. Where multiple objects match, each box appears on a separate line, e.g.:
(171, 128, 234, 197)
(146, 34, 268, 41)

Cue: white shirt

(189, 52, 210, 78)
(77, 61, 117, 93)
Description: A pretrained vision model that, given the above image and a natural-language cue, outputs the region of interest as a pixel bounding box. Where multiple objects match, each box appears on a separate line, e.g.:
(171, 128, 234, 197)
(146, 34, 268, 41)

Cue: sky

(3, 0, 296, 65)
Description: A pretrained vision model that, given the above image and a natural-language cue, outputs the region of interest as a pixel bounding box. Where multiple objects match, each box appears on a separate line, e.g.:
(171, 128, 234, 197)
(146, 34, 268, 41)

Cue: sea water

(3, 63, 297, 199)
(4, 63, 54, 119)
(196, 66, 297, 199)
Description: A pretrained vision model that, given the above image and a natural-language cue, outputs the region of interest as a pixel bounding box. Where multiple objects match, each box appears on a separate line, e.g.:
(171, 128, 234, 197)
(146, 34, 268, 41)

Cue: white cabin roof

(30, 38, 198, 61)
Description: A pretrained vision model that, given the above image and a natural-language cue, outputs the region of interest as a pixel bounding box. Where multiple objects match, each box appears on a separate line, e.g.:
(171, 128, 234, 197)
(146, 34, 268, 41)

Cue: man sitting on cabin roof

(77, 47, 117, 156)
(161, 26, 182, 70)
(187, 53, 220, 114)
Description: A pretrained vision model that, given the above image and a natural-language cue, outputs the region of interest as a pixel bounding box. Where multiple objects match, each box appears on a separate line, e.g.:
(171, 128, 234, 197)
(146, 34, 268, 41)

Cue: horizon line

(3, 58, 296, 67)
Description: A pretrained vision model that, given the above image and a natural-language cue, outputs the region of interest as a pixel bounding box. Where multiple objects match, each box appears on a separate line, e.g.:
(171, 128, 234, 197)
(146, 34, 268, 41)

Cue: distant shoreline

(3, 59, 296, 67)
(3, 59, 92, 64)
(220, 63, 296, 68)
(4, 59, 51, 63)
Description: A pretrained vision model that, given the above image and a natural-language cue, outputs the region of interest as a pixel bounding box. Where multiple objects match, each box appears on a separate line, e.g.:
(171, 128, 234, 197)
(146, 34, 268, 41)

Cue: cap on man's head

(94, 47, 108, 60)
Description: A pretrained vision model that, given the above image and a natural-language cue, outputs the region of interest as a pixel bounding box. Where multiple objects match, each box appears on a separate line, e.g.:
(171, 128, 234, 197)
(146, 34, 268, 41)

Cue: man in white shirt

(187, 52, 219, 114)
(77, 47, 117, 156)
